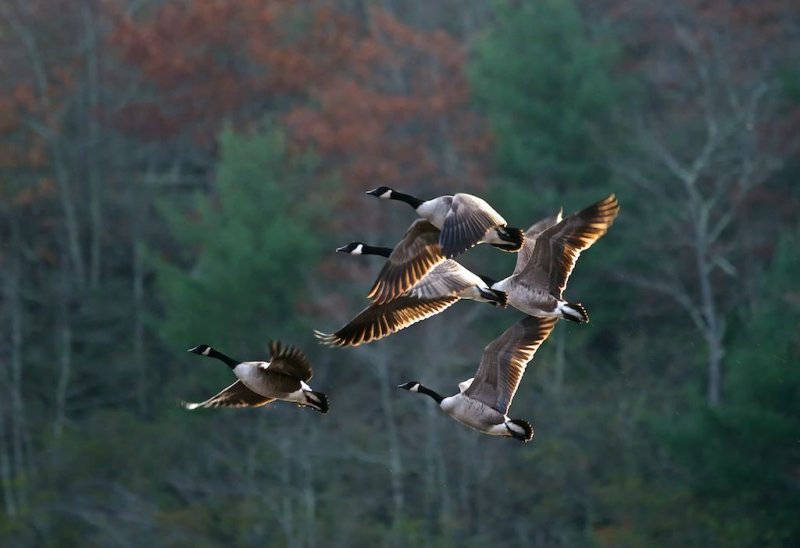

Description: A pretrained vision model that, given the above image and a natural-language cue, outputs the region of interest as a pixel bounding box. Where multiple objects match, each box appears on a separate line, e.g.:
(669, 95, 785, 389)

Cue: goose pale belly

(440, 394, 507, 434)
(233, 363, 303, 400)
(506, 286, 561, 317)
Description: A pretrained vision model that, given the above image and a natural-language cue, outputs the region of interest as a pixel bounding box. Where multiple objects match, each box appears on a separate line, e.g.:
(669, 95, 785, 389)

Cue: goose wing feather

(182, 380, 274, 409)
(368, 220, 446, 304)
(517, 195, 620, 298)
(264, 341, 314, 381)
(440, 193, 507, 258)
(314, 295, 459, 347)
(464, 316, 557, 415)
(512, 209, 564, 276)
(407, 260, 481, 300)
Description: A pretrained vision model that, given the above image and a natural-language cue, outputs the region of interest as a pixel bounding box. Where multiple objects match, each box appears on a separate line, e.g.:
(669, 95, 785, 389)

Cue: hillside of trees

(1, 0, 798, 546)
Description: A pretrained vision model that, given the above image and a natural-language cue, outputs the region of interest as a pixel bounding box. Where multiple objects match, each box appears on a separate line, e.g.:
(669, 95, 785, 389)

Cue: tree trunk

(553, 326, 566, 397)
(6, 226, 28, 509)
(301, 416, 317, 548)
(0, 397, 15, 517)
(81, 0, 103, 288)
(279, 437, 297, 548)
(691, 195, 725, 407)
(132, 174, 149, 417)
(0, 258, 17, 517)
(54, 245, 73, 438)
(376, 354, 405, 536)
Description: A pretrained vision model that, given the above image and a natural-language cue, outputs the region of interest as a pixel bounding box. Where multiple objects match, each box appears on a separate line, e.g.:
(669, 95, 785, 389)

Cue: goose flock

(183, 187, 620, 443)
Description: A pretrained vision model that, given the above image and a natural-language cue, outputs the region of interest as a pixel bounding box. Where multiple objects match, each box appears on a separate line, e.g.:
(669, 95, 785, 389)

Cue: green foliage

(154, 129, 330, 355)
(667, 226, 800, 546)
(469, 0, 623, 191)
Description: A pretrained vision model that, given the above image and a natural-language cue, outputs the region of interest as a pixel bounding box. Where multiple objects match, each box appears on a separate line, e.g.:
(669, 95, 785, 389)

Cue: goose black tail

(507, 419, 534, 443)
(561, 302, 589, 323)
(304, 391, 329, 414)
(478, 287, 508, 308)
(490, 226, 525, 252)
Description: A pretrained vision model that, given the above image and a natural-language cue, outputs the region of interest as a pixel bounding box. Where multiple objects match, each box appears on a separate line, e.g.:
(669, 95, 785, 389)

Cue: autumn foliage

(108, 1, 487, 194)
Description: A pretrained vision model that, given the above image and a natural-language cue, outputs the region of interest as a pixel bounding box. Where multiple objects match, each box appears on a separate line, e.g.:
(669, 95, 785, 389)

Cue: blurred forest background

(1, 0, 799, 546)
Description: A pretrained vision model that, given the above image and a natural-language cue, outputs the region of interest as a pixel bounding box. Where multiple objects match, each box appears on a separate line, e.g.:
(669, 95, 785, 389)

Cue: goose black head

(336, 242, 366, 255)
(366, 186, 394, 199)
(188, 344, 213, 356)
(398, 381, 421, 392)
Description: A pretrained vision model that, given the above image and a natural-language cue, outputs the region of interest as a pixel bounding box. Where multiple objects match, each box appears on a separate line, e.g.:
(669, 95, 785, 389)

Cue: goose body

(182, 342, 328, 412)
(315, 240, 506, 347)
(399, 315, 558, 442)
(493, 194, 620, 323)
(366, 187, 524, 258)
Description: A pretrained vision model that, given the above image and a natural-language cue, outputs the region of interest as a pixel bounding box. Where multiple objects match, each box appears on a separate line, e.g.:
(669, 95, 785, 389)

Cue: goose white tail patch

(458, 378, 474, 393)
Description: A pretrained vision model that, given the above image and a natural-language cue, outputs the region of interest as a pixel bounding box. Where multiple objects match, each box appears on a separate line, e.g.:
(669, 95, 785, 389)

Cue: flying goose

(182, 341, 328, 413)
(314, 242, 506, 347)
(398, 315, 558, 442)
(366, 186, 524, 258)
(492, 194, 620, 323)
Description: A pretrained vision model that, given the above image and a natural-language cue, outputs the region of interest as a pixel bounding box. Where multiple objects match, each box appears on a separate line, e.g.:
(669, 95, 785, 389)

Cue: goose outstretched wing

(464, 316, 557, 415)
(368, 220, 446, 304)
(517, 195, 620, 298)
(440, 193, 507, 258)
(182, 380, 274, 409)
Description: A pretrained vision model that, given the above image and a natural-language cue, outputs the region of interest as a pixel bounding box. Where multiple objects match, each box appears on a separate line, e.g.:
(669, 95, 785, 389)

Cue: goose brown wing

(440, 193, 507, 258)
(407, 260, 480, 300)
(368, 220, 446, 304)
(266, 341, 314, 381)
(512, 209, 564, 276)
(518, 194, 620, 299)
(182, 380, 274, 409)
(314, 295, 458, 347)
(464, 316, 557, 415)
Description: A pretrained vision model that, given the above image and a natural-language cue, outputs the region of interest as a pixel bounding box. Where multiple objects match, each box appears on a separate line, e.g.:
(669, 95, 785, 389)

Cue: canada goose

(366, 187, 524, 258)
(314, 242, 506, 347)
(492, 195, 620, 323)
(398, 315, 558, 442)
(182, 341, 328, 413)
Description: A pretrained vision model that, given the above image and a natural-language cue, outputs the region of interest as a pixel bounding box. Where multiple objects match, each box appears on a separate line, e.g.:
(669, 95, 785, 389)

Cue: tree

(667, 225, 800, 546)
(610, 0, 800, 406)
(470, 0, 622, 191)
(155, 128, 330, 353)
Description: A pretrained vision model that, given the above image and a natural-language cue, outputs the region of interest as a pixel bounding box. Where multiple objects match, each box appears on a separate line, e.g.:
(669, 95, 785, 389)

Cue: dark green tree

(668, 225, 800, 547)
(155, 128, 331, 355)
(469, 0, 622, 198)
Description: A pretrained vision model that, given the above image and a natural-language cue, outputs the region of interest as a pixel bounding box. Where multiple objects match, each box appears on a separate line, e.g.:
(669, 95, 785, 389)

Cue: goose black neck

(391, 191, 424, 210)
(418, 384, 444, 405)
(208, 348, 240, 369)
(362, 245, 393, 258)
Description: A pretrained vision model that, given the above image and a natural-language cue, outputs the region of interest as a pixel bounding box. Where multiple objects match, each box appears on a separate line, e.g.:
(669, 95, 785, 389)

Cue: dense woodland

(1, 0, 799, 545)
